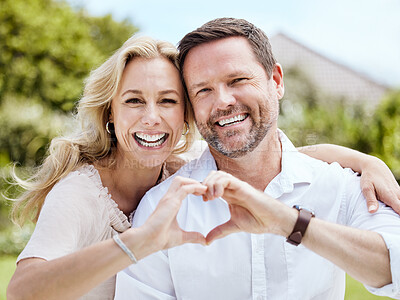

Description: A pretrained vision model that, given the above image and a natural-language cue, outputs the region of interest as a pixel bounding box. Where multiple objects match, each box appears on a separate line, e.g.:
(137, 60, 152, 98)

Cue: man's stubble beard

(195, 102, 277, 158)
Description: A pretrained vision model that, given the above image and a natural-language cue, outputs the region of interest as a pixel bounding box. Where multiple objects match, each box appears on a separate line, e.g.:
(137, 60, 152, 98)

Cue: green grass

(0, 255, 393, 299)
(345, 275, 392, 300)
(0, 255, 16, 300)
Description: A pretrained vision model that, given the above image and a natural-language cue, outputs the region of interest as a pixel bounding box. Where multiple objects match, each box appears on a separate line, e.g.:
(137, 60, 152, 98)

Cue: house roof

(269, 33, 389, 106)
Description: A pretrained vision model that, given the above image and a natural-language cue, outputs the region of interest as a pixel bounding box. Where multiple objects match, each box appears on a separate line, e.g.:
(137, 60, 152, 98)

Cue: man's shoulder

(294, 150, 360, 186)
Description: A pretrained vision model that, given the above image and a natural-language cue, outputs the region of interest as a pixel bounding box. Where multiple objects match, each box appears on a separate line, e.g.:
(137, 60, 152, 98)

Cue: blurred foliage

(0, 0, 137, 113)
(279, 67, 399, 182)
(0, 0, 138, 254)
(369, 91, 400, 180)
(0, 0, 137, 167)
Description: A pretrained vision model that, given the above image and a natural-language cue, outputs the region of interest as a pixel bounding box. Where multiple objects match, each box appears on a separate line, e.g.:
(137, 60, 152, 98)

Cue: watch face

(293, 205, 315, 217)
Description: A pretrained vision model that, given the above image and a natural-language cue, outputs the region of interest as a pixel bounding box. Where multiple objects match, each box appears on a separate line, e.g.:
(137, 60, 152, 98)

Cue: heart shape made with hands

(176, 195, 231, 238)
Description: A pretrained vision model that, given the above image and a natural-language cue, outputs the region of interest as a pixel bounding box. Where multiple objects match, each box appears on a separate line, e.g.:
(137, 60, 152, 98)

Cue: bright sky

(67, 0, 400, 88)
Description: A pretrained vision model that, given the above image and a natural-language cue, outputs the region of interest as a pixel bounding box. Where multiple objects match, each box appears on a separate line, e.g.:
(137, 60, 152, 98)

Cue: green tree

(278, 67, 371, 153)
(0, 0, 137, 166)
(370, 91, 400, 180)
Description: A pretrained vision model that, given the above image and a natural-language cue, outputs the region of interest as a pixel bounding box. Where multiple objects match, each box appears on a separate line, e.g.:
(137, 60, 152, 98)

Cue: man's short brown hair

(178, 17, 277, 79)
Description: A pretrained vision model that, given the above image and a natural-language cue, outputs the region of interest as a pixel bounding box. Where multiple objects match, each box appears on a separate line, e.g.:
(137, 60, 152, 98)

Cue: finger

(361, 183, 379, 213)
(158, 183, 207, 218)
(202, 171, 230, 200)
(170, 176, 202, 190)
(205, 220, 238, 245)
(181, 230, 206, 246)
(175, 183, 207, 200)
(379, 188, 400, 215)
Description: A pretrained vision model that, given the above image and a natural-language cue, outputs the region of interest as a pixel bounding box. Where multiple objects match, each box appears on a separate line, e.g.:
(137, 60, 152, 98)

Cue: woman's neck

(95, 157, 163, 216)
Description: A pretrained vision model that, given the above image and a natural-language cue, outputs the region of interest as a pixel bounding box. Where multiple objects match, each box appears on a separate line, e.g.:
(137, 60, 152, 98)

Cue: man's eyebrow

(226, 71, 247, 78)
(121, 89, 142, 97)
(188, 81, 209, 93)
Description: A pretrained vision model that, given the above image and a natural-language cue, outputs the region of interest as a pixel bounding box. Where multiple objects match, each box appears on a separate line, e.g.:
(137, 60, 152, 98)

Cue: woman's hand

(141, 176, 208, 253)
(298, 144, 400, 214)
(359, 156, 400, 214)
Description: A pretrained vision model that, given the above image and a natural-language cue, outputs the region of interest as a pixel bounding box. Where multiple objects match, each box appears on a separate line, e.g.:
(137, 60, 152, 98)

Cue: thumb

(181, 230, 206, 246)
(206, 220, 238, 245)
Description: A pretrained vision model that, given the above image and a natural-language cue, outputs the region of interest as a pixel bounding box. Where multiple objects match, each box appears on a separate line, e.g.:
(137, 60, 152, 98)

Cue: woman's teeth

(217, 114, 247, 127)
(135, 133, 167, 147)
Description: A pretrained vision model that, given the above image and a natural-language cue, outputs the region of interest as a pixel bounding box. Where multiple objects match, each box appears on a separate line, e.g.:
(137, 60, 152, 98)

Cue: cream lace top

(17, 140, 207, 299)
(17, 164, 170, 300)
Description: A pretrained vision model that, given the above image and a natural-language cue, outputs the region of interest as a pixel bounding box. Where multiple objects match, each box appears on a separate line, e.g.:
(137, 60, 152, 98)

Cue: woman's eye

(161, 98, 178, 104)
(125, 98, 142, 104)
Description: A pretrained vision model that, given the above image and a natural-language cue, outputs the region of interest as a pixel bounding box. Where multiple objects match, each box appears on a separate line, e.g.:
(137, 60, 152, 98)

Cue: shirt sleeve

(17, 172, 104, 263)
(115, 189, 177, 299)
(344, 173, 400, 299)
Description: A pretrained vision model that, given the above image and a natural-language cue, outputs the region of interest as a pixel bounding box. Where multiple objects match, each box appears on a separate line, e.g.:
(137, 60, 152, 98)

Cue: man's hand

(201, 171, 296, 244)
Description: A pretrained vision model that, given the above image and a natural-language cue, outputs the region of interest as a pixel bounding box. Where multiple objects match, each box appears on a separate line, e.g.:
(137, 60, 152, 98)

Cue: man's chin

(209, 140, 255, 158)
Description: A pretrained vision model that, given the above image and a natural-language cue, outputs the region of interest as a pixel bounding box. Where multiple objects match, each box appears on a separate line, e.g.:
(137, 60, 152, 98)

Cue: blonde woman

(7, 36, 205, 300)
(6, 35, 399, 300)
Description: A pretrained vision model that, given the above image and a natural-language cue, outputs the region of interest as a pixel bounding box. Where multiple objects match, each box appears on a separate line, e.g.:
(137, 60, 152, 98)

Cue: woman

(7, 35, 399, 300)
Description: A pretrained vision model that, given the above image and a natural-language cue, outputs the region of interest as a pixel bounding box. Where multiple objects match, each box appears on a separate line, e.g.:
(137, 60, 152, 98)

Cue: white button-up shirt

(115, 130, 400, 300)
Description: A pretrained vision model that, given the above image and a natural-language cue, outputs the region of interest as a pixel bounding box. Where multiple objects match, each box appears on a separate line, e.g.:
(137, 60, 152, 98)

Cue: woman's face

(110, 57, 185, 168)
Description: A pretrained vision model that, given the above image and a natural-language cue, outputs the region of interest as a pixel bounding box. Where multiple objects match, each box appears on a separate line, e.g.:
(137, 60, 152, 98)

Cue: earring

(182, 121, 190, 136)
(106, 121, 113, 134)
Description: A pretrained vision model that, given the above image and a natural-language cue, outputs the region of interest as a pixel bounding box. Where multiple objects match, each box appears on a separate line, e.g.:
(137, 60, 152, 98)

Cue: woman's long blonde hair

(11, 36, 195, 226)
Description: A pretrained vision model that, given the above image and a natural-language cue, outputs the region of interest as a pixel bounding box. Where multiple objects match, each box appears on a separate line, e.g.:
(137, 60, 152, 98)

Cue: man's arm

(298, 144, 400, 214)
(202, 171, 398, 292)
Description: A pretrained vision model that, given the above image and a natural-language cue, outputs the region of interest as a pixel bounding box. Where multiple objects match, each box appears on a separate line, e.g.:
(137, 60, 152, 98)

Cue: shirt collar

(265, 129, 313, 198)
(188, 129, 314, 198)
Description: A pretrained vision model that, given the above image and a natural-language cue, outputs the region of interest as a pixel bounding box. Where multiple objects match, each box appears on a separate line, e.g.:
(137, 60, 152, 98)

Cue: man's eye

(232, 78, 247, 84)
(197, 88, 210, 95)
(161, 98, 178, 104)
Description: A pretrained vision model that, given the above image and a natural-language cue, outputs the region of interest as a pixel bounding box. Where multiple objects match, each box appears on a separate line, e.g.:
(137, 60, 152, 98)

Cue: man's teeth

(135, 133, 167, 147)
(217, 114, 247, 127)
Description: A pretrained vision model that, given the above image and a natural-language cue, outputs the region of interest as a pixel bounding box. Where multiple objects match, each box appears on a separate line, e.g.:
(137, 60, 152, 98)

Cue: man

(115, 18, 400, 299)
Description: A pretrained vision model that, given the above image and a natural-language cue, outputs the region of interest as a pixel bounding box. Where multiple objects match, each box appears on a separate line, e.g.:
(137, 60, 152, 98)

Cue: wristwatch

(286, 205, 315, 246)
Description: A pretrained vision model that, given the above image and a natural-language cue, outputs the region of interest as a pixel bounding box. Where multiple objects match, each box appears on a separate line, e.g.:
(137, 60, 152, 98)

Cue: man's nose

(214, 86, 236, 110)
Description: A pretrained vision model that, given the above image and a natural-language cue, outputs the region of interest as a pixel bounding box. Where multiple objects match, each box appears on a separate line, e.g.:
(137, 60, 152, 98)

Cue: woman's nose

(141, 105, 161, 126)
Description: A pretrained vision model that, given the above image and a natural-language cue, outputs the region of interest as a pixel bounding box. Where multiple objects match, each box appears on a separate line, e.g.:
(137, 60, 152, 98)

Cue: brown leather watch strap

(286, 207, 314, 246)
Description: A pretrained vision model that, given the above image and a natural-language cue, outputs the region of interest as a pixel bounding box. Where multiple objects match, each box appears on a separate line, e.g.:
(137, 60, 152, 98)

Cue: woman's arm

(299, 144, 400, 214)
(7, 177, 207, 300)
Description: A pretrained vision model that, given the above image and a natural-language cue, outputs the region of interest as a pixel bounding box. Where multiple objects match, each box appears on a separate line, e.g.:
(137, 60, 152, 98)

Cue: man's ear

(272, 63, 284, 99)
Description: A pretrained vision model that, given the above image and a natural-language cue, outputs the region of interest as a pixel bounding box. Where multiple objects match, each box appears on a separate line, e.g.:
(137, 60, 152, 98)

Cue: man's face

(183, 36, 283, 158)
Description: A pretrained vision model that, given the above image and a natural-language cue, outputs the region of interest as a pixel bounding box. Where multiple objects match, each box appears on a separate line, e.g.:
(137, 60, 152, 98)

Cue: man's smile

(215, 113, 249, 127)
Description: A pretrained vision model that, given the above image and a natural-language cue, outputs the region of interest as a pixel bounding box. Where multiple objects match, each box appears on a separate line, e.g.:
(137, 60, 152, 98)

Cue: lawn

(0, 255, 16, 300)
(0, 255, 393, 299)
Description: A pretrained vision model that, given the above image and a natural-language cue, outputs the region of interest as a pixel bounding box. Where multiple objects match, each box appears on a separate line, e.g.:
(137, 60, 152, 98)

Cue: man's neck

(210, 129, 282, 191)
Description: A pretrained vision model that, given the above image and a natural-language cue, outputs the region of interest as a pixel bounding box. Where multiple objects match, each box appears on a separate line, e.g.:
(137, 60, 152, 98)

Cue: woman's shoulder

(52, 164, 100, 194)
(46, 164, 110, 211)
(51, 164, 130, 233)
